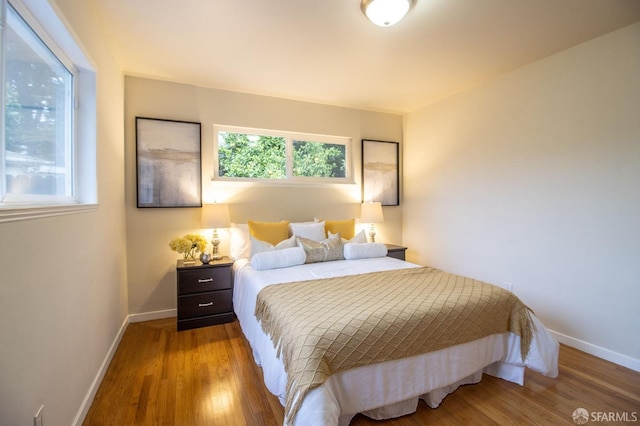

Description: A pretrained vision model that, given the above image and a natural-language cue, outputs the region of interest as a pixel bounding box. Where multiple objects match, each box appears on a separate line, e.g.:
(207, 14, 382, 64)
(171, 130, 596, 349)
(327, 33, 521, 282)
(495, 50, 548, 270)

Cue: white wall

(403, 22, 640, 369)
(0, 0, 127, 425)
(124, 77, 404, 315)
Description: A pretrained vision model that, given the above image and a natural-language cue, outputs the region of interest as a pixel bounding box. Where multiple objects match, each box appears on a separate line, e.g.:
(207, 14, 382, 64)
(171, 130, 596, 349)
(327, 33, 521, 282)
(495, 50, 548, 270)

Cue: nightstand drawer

(178, 289, 232, 320)
(178, 267, 231, 295)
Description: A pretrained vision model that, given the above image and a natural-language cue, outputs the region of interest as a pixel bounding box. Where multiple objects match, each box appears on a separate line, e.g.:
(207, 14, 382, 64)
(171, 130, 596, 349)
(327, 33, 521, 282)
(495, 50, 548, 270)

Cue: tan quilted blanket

(255, 266, 534, 423)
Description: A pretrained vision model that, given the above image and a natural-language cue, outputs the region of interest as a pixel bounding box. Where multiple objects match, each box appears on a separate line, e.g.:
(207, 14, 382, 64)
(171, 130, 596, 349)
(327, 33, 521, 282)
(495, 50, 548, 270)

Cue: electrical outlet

(503, 282, 513, 292)
(34, 405, 44, 426)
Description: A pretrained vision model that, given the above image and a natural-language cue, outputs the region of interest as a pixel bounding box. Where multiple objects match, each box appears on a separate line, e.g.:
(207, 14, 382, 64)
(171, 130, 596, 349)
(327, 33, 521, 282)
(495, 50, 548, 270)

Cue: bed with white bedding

(233, 255, 559, 426)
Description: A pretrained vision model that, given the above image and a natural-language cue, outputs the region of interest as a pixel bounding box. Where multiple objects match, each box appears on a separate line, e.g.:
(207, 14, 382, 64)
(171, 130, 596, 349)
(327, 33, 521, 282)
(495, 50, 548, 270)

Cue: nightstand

(176, 257, 234, 331)
(385, 244, 407, 261)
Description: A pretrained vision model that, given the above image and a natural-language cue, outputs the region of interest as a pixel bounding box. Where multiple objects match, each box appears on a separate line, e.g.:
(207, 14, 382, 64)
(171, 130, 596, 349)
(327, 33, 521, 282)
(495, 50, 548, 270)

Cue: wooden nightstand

(176, 257, 234, 331)
(385, 244, 407, 261)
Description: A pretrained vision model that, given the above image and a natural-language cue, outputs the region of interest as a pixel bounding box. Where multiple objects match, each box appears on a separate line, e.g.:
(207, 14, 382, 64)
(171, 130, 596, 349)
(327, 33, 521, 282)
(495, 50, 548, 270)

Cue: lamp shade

(361, 0, 413, 27)
(360, 202, 384, 223)
(201, 203, 230, 229)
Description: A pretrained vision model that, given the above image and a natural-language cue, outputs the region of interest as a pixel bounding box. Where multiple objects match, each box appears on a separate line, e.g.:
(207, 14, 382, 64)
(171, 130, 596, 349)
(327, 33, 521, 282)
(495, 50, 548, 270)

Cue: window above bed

(213, 125, 353, 185)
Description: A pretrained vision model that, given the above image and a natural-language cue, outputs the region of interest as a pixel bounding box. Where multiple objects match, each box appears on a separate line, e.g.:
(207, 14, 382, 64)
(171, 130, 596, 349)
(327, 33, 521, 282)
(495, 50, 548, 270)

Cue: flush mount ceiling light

(361, 0, 414, 27)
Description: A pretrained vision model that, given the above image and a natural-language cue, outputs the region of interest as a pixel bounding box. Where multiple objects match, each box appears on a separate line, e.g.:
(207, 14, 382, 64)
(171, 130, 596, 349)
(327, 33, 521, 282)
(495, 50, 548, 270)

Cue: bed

(230, 222, 559, 426)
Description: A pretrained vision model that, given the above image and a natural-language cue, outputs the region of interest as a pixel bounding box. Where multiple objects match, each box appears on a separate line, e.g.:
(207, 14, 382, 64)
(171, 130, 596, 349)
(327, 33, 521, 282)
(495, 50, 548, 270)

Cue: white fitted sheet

(233, 257, 559, 426)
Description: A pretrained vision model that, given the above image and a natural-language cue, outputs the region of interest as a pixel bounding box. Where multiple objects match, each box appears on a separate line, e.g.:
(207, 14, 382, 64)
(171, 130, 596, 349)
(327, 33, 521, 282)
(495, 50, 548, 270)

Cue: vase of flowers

(169, 234, 207, 264)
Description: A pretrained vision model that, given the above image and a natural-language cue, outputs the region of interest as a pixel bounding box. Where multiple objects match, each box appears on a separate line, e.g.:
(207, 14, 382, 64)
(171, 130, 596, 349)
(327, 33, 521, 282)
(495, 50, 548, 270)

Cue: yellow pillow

(324, 218, 355, 240)
(248, 220, 290, 245)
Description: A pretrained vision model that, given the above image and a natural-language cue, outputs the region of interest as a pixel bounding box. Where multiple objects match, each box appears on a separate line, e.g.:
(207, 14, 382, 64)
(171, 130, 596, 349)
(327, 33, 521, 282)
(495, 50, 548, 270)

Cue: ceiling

(91, 0, 640, 114)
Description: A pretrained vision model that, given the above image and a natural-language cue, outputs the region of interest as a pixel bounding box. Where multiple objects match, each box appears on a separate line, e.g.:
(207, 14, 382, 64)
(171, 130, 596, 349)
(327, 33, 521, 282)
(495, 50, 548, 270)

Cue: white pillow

(349, 229, 367, 243)
(290, 221, 326, 242)
(251, 247, 306, 270)
(343, 242, 388, 260)
(329, 229, 367, 244)
(250, 235, 297, 259)
(230, 223, 250, 260)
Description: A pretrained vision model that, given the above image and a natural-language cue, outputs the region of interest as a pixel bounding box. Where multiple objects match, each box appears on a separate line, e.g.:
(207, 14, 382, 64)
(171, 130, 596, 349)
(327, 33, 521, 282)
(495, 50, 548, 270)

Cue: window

(214, 125, 352, 184)
(292, 140, 346, 178)
(218, 131, 286, 179)
(0, 0, 96, 220)
(2, 2, 74, 202)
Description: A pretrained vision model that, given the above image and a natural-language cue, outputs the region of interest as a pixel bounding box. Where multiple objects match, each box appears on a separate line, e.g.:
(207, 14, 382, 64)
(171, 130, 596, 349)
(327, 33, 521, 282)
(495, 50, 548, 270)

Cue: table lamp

(201, 203, 231, 260)
(360, 202, 384, 242)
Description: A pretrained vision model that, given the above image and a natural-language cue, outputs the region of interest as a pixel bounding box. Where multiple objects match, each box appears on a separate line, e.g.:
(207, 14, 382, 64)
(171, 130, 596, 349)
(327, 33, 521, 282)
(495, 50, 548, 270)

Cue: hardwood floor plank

(225, 327, 281, 425)
(83, 319, 640, 426)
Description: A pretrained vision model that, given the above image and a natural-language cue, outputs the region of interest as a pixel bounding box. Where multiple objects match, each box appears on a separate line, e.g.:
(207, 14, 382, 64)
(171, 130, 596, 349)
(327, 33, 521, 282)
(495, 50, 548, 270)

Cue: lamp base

(211, 231, 222, 260)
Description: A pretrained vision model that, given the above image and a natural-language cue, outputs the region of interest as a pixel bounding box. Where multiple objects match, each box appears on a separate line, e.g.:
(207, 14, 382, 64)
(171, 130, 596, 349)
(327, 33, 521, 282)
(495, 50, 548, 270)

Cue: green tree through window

(293, 141, 345, 178)
(218, 132, 286, 179)
(215, 126, 351, 182)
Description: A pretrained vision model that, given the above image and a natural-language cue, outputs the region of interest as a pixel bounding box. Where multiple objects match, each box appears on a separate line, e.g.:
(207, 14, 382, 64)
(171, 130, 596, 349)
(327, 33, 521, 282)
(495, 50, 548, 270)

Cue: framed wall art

(135, 117, 202, 208)
(362, 139, 399, 206)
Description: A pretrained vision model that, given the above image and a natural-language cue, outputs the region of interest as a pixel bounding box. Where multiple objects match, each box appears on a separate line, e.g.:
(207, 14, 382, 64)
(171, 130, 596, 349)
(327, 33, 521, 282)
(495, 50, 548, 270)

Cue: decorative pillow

(349, 229, 368, 244)
(248, 220, 290, 245)
(250, 247, 306, 271)
(329, 229, 367, 244)
(297, 234, 344, 264)
(343, 242, 388, 260)
(250, 235, 297, 259)
(230, 223, 250, 260)
(323, 218, 355, 240)
(290, 221, 326, 242)
(288, 220, 317, 233)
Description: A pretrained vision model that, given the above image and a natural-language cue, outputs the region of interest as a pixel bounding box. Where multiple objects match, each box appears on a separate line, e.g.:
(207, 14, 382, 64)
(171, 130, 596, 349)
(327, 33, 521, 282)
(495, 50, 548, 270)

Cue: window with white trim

(1, 0, 96, 217)
(214, 125, 352, 184)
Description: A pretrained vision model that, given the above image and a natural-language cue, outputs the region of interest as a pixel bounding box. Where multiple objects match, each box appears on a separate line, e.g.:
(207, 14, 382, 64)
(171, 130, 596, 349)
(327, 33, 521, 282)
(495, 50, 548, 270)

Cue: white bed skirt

(232, 258, 559, 426)
(292, 314, 558, 426)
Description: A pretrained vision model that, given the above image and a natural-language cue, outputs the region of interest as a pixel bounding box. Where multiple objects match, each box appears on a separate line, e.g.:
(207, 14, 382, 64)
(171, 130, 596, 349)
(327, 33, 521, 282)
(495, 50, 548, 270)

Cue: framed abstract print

(135, 117, 202, 208)
(362, 139, 399, 206)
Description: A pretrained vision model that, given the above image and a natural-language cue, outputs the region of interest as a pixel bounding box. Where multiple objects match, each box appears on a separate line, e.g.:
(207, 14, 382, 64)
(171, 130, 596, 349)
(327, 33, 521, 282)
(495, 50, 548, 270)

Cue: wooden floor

(83, 318, 640, 426)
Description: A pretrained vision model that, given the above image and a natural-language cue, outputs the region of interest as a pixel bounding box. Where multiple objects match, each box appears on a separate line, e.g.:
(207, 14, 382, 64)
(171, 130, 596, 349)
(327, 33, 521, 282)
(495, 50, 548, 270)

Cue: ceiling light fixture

(361, 0, 414, 27)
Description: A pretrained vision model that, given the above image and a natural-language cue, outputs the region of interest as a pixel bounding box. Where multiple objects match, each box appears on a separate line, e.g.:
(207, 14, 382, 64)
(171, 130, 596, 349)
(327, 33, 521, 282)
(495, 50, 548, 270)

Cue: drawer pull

(198, 302, 214, 307)
(198, 278, 214, 283)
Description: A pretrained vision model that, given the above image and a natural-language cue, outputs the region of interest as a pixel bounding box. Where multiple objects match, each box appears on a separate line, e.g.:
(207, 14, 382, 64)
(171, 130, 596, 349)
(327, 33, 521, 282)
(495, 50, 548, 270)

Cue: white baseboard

(72, 315, 130, 426)
(128, 308, 176, 323)
(549, 329, 640, 372)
